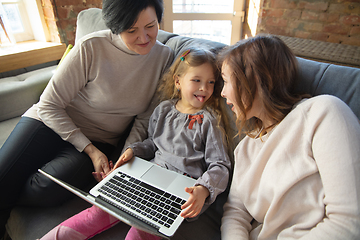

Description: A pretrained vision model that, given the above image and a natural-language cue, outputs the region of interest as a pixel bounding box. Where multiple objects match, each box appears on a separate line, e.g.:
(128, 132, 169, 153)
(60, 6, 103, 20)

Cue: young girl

(40, 48, 232, 240)
(220, 35, 360, 239)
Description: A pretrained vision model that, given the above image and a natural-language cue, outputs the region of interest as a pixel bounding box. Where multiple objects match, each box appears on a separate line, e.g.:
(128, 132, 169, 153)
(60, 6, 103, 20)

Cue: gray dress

(130, 99, 231, 206)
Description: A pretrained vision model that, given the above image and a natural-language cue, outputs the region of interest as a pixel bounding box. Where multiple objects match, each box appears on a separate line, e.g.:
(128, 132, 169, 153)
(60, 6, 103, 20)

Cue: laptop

(39, 157, 197, 239)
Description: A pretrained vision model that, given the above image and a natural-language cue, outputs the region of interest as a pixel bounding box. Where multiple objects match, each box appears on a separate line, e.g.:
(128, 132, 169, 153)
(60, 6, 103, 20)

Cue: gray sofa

(2, 7, 360, 240)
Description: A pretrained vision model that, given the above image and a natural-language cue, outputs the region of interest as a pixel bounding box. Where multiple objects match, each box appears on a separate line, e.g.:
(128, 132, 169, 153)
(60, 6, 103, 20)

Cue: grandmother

(0, 0, 173, 237)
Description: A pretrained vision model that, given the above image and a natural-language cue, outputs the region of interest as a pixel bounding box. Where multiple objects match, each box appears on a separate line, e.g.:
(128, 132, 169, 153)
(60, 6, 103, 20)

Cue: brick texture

(42, 0, 102, 45)
(44, 0, 360, 47)
(254, 0, 360, 46)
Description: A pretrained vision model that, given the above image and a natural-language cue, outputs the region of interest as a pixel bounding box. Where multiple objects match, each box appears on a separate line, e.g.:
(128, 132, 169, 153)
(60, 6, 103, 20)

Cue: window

(1, 0, 32, 43)
(163, 0, 245, 45)
(0, 0, 65, 73)
(0, 0, 48, 45)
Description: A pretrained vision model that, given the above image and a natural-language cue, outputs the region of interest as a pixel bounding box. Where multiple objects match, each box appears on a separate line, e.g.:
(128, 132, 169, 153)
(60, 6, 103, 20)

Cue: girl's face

(175, 63, 215, 114)
(120, 7, 158, 55)
(221, 62, 241, 118)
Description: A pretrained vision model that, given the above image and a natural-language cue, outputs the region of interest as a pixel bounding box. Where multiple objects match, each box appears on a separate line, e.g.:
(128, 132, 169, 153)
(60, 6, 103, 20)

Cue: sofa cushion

(0, 66, 57, 122)
(58, 44, 73, 66)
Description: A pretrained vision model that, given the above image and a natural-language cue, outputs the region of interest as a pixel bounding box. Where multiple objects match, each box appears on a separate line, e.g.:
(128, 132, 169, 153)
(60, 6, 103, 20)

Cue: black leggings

(0, 117, 118, 234)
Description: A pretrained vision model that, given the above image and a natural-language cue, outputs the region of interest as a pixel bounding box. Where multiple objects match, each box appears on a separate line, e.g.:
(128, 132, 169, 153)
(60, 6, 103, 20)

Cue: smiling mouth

(137, 42, 150, 47)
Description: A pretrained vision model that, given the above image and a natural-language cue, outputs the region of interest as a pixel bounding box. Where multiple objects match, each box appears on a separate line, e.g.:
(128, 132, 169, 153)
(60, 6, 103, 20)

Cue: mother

(0, 0, 173, 236)
(220, 35, 360, 239)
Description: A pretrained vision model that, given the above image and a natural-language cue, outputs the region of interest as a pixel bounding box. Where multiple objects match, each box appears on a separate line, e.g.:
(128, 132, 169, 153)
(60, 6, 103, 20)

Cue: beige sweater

(221, 95, 360, 240)
(24, 30, 173, 152)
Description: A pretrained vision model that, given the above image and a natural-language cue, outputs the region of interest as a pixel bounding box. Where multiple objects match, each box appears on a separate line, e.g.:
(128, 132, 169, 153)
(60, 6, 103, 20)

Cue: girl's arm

(121, 94, 159, 154)
(195, 114, 232, 205)
(123, 103, 162, 161)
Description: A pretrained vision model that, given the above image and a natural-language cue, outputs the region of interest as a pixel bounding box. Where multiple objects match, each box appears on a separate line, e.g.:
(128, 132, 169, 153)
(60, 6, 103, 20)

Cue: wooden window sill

(0, 41, 66, 73)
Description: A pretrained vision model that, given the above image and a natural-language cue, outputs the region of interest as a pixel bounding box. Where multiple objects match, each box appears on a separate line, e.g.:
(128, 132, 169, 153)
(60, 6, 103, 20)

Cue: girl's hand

(83, 143, 111, 182)
(113, 148, 134, 169)
(92, 148, 134, 182)
(181, 185, 210, 219)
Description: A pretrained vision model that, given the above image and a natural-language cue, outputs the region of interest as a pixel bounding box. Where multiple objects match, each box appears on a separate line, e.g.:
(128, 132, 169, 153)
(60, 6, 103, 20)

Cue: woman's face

(221, 62, 264, 121)
(120, 7, 158, 55)
(221, 62, 241, 118)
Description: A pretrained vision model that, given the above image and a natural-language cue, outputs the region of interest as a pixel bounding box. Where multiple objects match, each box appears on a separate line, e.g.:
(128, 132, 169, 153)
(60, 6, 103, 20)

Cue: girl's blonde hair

(158, 47, 234, 152)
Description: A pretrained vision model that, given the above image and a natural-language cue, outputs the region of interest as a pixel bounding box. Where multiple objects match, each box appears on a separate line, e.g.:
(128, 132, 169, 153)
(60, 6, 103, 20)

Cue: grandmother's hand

(84, 143, 111, 182)
(90, 148, 134, 181)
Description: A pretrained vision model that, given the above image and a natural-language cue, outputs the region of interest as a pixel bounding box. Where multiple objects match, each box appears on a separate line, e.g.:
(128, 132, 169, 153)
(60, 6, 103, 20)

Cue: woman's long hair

(218, 35, 307, 138)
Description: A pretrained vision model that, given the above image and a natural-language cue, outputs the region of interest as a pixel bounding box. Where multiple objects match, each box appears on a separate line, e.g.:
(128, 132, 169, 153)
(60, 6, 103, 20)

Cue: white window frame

(1, 0, 49, 43)
(163, 0, 245, 45)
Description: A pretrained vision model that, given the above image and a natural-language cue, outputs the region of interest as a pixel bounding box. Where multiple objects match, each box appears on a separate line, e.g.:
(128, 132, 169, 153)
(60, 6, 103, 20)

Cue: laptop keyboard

(98, 171, 187, 229)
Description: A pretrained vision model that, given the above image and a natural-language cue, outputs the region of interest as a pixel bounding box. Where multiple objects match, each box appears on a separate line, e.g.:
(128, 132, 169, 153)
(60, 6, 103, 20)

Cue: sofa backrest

(296, 57, 360, 118)
(75, 8, 108, 43)
(76, 8, 360, 120)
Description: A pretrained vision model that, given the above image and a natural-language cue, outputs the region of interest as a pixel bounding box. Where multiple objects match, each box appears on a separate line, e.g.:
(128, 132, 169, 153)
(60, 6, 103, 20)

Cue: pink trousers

(39, 205, 161, 240)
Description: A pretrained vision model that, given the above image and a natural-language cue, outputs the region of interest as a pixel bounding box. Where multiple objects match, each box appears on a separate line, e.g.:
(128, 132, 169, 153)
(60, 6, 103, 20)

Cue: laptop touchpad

(141, 166, 177, 189)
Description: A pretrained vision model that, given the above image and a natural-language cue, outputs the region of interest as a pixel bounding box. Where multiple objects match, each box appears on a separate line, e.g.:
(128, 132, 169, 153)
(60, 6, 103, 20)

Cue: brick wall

(256, 0, 360, 46)
(43, 0, 360, 47)
(41, 0, 102, 45)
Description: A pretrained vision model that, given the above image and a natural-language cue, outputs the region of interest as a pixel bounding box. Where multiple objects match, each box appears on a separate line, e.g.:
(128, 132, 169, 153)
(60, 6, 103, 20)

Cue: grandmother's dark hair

(102, 0, 163, 34)
(218, 35, 307, 138)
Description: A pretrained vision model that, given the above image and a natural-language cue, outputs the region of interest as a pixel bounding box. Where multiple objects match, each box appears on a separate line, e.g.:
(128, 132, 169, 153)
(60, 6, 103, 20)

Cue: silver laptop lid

(90, 157, 197, 237)
(38, 169, 168, 238)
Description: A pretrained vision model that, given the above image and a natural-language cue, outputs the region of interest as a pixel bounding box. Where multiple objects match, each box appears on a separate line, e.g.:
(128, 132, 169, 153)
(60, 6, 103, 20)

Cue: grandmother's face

(120, 7, 158, 55)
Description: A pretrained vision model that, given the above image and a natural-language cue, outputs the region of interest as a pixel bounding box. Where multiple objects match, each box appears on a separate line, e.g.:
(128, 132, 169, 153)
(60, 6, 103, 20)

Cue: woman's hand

(180, 185, 210, 219)
(83, 143, 111, 182)
(113, 148, 134, 169)
(91, 148, 134, 182)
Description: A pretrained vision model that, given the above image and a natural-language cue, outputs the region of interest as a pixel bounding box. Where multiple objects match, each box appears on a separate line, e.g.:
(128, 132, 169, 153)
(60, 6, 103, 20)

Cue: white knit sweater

(221, 95, 360, 240)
